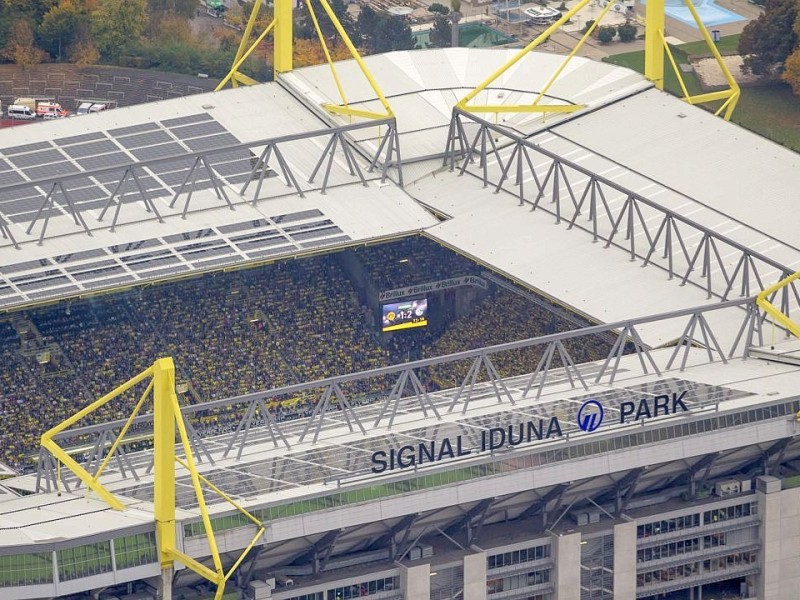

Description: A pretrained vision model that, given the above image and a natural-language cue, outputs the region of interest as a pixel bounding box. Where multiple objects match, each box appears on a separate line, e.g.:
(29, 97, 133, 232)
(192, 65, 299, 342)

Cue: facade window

(637, 513, 701, 539)
(327, 576, 398, 600)
(637, 537, 701, 562)
(488, 544, 551, 570)
(114, 532, 158, 570)
(487, 569, 550, 594)
(57, 542, 113, 581)
(287, 594, 324, 600)
(703, 502, 756, 525)
(0, 552, 53, 587)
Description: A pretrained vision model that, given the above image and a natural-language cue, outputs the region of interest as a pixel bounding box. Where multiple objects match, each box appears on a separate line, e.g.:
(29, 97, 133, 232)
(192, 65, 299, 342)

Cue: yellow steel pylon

(216, 0, 394, 120)
(757, 271, 800, 341)
(460, 0, 739, 120)
(41, 358, 265, 600)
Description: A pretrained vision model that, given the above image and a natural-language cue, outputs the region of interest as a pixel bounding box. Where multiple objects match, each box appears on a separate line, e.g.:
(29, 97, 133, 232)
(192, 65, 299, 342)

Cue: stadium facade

(0, 47, 799, 600)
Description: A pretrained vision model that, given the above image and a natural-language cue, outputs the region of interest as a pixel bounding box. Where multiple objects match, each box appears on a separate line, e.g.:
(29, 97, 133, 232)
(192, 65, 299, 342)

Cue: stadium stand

(0, 237, 606, 471)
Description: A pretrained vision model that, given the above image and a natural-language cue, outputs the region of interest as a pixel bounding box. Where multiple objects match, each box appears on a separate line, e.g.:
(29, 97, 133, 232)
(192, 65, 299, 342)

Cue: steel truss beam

(439, 498, 494, 547)
(364, 514, 418, 555)
(0, 118, 403, 246)
(224, 397, 291, 459)
(98, 164, 164, 231)
(522, 339, 588, 400)
(298, 382, 366, 444)
(373, 367, 440, 428)
(443, 109, 800, 318)
(448, 352, 515, 414)
(37, 296, 764, 487)
(26, 181, 92, 243)
(518, 483, 569, 526)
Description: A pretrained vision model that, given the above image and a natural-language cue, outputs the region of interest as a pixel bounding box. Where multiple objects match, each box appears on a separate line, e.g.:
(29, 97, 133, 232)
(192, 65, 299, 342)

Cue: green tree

(148, 0, 199, 20)
(428, 14, 451, 48)
(296, 0, 357, 44)
(378, 15, 415, 52)
(784, 46, 800, 93)
(2, 19, 46, 66)
(356, 5, 380, 52)
(616, 22, 636, 42)
(597, 25, 615, 43)
(92, 0, 147, 60)
(39, 0, 89, 60)
(428, 2, 449, 14)
(738, 0, 797, 76)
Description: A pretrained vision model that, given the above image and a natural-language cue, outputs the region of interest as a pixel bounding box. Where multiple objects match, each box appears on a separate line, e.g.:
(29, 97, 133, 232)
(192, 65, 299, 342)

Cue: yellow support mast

(460, 0, 739, 119)
(40, 358, 265, 600)
(216, 0, 393, 120)
(644, 0, 740, 119)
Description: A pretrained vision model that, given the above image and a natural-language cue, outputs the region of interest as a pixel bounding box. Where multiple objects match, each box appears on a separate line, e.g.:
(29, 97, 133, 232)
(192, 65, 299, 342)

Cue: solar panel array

(0, 208, 350, 306)
(0, 113, 251, 225)
(110, 378, 754, 509)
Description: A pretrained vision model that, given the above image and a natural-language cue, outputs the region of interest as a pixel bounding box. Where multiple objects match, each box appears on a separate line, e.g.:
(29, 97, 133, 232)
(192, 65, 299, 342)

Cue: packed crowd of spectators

(424, 289, 612, 388)
(0, 237, 615, 471)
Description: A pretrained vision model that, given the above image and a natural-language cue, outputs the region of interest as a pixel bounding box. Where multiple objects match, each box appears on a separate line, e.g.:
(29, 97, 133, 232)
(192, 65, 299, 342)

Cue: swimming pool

(641, 0, 745, 27)
(413, 23, 516, 48)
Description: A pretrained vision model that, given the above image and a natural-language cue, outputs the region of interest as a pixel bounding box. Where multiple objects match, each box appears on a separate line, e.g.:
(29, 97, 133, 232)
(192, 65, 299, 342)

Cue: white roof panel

(550, 88, 800, 252)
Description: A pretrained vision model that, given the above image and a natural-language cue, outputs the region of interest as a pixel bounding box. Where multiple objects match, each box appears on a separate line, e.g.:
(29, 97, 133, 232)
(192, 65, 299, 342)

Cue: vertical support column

(400, 563, 431, 600)
(551, 532, 581, 600)
(274, 0, 293, 74)
(644, 0, 665, 89)
(463, 551, 487, 600)
(756, 476, 800, 600)
(153, 358, 177, 595)
(613, 521, 637, 598)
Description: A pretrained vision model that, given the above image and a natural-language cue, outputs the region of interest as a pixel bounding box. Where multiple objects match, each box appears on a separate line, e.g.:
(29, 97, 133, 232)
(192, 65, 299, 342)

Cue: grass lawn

(603, 35, 800, 153)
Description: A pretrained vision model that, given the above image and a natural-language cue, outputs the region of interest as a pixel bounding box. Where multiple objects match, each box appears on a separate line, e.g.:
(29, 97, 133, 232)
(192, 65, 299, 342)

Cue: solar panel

(82, 275, 136, 289)
(170, 121, 227, 139)
(108, 123, 159, 137)
(300, 236, 351, 248)
(22, 162, 80, 180)
(272, 209, 324, 223)
(10, 149, 64, 168)
(54, 248, 108, 264)
(218, 219, 269, 234)
(0, 261, 50, 276)
(108, 239, 162, 254)
(15, 275, 71, 291)
(184, 134, 238, 152)
(130, 143, 186, 161)
(28, 285, 80, 299)
(291, 227, 345, 242)
(75, 154, 129, 171)
(57, 132, 106, 146)
(0, 171, 25, 185)
(161, 113, 213, 128)
(62, 140, 119, 159)
(2, 141, 52, 155)
(117, 130, 173, 149)
(190, 256, 238, 270)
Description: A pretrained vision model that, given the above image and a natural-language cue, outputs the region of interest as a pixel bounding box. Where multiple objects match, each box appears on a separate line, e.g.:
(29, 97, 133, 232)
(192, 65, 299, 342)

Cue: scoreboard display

(382, 298, 428, 332)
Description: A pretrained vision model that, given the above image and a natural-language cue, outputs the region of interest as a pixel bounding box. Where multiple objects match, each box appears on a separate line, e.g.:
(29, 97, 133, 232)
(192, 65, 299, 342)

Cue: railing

(0, 117, 402, 247)
(37, 296, 763, 489)
(443, 109, 800, 328)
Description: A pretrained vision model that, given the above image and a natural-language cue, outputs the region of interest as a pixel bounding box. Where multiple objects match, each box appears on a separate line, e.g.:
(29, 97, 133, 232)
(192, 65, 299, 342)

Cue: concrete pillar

(463, 551, 487, 600)
(158, 566, 173, 600)
(756, 476, 800, 600)
(551, 531, 581, 600)
(613, 521, 637, 598)
(400, 562, 430, 600)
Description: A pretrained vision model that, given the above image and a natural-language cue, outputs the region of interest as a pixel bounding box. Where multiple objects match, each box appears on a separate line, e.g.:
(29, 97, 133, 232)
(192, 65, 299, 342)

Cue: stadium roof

(0, 47, 798, 347)
(3, 344, 800, 553)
